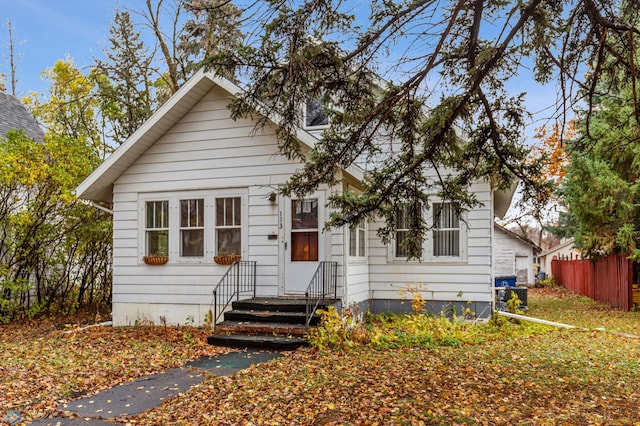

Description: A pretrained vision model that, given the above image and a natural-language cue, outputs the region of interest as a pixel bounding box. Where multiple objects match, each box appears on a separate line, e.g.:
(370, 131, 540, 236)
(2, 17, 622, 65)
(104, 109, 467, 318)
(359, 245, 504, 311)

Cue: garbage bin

(494, 275, 517, 287)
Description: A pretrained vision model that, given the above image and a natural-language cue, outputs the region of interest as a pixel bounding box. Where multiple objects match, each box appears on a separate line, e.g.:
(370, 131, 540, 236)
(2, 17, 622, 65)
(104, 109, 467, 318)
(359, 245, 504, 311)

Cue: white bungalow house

(76, 69, 516, 326)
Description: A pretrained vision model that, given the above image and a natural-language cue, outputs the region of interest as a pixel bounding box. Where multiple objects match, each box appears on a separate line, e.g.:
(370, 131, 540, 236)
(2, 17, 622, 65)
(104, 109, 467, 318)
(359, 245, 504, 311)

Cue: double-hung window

(391, 201, 465, 261)
(216, 197, 242, 255)
(432, 202, 460, 257)
(145, 201, 169, 256)
(140, 191, 245, 264)
(395, 205, 417, 258)
(180, 199, 204, 257)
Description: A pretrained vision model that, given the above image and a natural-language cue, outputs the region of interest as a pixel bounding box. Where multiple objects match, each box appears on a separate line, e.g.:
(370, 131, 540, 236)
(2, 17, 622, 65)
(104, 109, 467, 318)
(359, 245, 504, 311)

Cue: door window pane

(291, 198, 319, 261)
(291, 231, 319, 261)
(292, 199, 318, 229)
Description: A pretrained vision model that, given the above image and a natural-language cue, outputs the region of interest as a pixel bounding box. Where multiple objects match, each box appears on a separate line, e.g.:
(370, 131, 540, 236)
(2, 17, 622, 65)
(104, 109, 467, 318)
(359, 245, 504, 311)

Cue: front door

(283, 194, 325, 294)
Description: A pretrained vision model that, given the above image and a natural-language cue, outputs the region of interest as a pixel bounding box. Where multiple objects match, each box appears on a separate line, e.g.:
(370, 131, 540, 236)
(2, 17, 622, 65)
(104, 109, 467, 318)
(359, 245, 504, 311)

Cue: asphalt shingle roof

(0, 92, 44, 142)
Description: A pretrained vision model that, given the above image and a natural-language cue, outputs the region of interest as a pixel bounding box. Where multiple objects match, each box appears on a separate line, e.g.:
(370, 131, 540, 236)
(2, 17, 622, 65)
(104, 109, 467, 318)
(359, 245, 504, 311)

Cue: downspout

(490, 196, 496, 312)
(85, 200, 114, 215)
(342, 223, 349, 307)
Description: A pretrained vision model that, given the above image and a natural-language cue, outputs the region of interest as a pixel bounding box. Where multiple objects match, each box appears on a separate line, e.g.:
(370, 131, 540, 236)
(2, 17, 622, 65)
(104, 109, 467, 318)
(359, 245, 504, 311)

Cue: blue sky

(1, 0, 558, 141)
(1, 0, 138, 97)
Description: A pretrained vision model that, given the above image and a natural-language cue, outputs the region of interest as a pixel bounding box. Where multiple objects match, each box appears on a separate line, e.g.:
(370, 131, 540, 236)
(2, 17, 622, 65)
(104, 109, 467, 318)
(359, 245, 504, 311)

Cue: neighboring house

(538, 238, 581, 279)
(76, 69, 516, 326)
(493, 223, 541, 286)
(0, 92, 45, 304)
(0, 92, 44, 142)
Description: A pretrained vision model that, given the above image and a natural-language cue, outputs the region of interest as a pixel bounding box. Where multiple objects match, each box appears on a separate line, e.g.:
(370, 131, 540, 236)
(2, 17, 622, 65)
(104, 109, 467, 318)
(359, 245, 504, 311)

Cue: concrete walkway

(28, 350, 283, 425)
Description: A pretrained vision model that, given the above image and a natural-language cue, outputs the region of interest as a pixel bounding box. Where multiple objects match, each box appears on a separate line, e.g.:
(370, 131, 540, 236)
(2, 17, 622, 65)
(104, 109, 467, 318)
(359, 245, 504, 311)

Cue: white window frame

(388, 200, 467, 263)
(348, 220, 367, 262)
(215, 196, 242, 255)
(179, 198, 205, 258)
(138, 190, 247, 264)
(391, 204, 424, 261)
(145, 200, 169, 256)
(426, 200, 467, 263)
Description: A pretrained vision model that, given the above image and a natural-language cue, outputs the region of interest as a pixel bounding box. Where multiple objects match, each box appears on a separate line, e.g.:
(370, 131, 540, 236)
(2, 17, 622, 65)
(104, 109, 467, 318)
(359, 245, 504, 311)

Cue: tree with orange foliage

(499, 121, 576, 250)
(532, 121, 576, 186)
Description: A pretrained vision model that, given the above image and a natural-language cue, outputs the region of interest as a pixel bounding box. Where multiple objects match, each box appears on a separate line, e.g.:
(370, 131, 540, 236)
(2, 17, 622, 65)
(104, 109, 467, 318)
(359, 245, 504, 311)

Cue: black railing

(305, 261, 338, 325)
(212, 260, 256, 329)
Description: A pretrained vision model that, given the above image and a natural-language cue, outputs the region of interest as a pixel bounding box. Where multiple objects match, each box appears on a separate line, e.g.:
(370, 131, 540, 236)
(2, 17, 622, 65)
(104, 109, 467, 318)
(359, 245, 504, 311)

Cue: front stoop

(207, 297, 339, 350)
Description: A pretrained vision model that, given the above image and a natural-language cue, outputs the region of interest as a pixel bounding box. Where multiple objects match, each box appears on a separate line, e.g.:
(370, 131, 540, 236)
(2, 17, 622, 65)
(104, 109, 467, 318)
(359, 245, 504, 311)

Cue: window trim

(391, 204, 424, 261)
(138, 190, 247, 264)
(145, 200, 169, 257)
(179, 198, 205, 258)
(388, 200, 467, 263)
(215, 196, 242, 256)
(426, 200, 466, 263)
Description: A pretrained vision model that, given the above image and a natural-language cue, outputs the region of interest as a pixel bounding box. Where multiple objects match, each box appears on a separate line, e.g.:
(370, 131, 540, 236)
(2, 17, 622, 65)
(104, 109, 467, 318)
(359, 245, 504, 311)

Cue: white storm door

(284, 195, 325, 294)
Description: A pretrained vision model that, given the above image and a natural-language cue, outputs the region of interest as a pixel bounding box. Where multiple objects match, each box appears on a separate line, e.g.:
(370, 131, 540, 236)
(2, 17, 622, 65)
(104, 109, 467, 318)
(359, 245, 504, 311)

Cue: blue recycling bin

(495, 275, 517, 287)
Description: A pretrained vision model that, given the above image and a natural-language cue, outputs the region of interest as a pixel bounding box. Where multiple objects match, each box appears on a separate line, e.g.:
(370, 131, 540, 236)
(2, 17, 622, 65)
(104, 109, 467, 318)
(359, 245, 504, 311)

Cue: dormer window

(304, 97, 329, 128)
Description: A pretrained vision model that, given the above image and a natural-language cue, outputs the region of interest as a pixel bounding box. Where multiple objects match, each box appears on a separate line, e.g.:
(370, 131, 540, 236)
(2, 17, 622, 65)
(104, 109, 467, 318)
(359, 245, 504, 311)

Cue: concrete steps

(207, 297, 339, 350)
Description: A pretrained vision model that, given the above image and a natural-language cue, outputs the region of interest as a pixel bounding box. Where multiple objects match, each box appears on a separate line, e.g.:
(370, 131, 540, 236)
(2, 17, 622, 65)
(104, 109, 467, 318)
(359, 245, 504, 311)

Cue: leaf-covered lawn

(2, 288, 640, 425)
(0, 315, 229, 423)
(132, 288, 640, 425)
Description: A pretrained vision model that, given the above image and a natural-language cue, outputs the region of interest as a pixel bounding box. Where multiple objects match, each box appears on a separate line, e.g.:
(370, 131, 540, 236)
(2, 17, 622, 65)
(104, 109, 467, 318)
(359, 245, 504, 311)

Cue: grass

(1, 287, 639, 425)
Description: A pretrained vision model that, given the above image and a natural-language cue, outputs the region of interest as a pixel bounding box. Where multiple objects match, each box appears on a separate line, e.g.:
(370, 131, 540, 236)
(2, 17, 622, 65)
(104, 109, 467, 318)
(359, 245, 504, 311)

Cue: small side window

(395, 206, 412, 258)
(349, 221, 366, 258)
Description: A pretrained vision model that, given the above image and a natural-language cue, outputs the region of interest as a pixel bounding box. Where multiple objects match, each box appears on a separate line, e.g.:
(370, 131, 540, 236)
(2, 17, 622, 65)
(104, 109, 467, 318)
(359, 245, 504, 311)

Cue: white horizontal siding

(367, 181, 494, 304)
(109, 82, 499, 323)
(345, 262, 369, 306)
(110, 86, 306, 323)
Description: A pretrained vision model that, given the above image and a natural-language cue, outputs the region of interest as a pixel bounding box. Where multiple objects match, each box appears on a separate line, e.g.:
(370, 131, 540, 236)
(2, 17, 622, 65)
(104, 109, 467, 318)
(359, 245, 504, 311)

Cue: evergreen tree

(92, 11, 156, 146)
(561, 82, 640, 258)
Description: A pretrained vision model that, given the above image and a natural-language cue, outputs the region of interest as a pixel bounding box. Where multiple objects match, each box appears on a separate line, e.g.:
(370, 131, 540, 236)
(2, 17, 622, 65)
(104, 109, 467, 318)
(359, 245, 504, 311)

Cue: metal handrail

(305, 261, 338, 325)
(212, 260, 256, 330)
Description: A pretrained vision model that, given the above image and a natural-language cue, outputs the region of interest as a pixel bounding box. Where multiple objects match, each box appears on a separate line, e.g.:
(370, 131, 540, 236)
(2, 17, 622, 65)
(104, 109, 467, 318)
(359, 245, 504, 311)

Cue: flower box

(143, 255, 168, 265)
(214, 254, 241, 265)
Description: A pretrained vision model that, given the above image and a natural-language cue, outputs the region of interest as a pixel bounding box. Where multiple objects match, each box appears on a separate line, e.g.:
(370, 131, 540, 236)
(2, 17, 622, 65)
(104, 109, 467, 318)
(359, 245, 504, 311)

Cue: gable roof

(76, 69, 363, 202)
(76, 68, 516, 215)
(494, 222, 541, 253)
(0, 92, 44, 142)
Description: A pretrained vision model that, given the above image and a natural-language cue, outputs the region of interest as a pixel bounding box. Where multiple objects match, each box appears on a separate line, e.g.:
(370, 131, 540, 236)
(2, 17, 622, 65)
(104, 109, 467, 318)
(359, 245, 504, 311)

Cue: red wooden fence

(551, 255, 632, 311)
